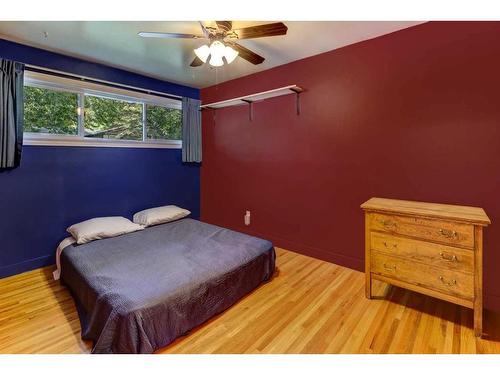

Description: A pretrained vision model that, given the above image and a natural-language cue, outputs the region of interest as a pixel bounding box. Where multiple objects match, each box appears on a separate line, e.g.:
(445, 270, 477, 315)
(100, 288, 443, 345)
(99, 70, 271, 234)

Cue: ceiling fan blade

(215, 21, 233, 32)
(190, 56, 204, 67)
(231, 22, 288, 39)
(228, 43, 265, 65)
(138, 32, 205, 39)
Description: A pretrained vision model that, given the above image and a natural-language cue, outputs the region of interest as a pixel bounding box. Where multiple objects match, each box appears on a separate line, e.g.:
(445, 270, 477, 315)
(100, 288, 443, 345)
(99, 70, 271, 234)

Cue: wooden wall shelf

(201, 85, 303, 120)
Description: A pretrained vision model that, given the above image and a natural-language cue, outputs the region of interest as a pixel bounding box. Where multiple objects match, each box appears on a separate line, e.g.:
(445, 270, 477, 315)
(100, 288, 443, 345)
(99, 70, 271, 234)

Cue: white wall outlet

(244, 210, 251, 226)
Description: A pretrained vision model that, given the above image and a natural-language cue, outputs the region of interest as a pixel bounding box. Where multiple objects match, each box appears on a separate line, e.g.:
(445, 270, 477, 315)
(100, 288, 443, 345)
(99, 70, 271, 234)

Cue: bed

(60, 218, 275, 354)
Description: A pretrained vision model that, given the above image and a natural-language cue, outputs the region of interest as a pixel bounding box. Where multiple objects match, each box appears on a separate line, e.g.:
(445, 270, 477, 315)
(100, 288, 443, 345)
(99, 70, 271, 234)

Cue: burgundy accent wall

(200, 22, 500, 311)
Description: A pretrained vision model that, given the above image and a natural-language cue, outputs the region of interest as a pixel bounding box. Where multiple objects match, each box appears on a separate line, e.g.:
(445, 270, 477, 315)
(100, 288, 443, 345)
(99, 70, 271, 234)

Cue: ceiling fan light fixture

(194, 44, 210, 63)
(208, 54, 224, 67)
(209, 41, 226, 66)
(224, 45, 239, 64)
(142, 21, 286, 68)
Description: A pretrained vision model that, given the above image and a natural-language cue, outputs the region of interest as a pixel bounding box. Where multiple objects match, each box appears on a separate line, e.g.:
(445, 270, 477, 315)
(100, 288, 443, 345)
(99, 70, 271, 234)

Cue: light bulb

(224, 46, 239, 64)
(209, 41, 226, 67)
(209, 54, 224, 67)
(194, 44, 210, 63)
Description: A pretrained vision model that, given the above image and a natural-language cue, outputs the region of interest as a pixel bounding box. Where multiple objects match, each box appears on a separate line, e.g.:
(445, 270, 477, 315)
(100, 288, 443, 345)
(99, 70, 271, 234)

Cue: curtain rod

(25, 65, 183, 102)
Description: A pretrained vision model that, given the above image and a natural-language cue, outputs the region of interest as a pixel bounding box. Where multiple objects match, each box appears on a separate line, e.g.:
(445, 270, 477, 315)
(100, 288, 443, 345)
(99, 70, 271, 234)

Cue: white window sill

(23, 134, 182, 149)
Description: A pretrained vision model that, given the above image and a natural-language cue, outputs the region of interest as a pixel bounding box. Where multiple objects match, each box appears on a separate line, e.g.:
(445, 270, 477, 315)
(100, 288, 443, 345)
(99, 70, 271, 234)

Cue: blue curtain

(0, 58, 24, 170)
(181, 97, 202, 163)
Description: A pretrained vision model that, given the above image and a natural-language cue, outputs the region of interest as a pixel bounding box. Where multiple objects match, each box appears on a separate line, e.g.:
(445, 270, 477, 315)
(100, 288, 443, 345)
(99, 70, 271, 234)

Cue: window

(84, 95, 143, 140)
(23, 71, 182, 148)
(146, 104, 182, 140)
(24, 86, 79, 135)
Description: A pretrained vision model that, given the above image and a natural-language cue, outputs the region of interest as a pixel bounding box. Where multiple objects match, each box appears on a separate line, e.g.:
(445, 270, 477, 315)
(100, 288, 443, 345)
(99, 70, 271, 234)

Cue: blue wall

(0, 39, 200, 278)
(0, 146, 200, 277)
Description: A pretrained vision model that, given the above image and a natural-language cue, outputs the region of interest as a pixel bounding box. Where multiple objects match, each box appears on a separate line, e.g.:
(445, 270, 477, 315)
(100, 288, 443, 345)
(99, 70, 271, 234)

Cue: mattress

(60, 218, 275, 354)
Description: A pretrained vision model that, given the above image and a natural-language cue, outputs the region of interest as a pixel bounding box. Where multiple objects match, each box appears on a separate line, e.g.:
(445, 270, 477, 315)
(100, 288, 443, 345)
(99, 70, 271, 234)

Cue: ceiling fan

(138, 21, 288, 67)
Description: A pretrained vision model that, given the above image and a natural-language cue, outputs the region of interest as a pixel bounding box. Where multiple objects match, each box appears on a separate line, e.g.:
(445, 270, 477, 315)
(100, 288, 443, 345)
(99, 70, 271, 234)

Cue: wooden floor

(1, 248, 500, 354)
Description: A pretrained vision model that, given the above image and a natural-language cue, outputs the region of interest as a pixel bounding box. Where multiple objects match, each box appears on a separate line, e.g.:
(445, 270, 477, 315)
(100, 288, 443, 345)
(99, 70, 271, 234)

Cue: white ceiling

(0, 21, 424, 89)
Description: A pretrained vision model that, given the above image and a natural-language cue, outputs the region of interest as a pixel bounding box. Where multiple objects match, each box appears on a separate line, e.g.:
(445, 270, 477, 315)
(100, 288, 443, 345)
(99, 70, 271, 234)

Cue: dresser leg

(474, 307, 483, 337)
(365, 213, 372, 299)
(366, 274, 372, 299)
(474, 226, 483, 338)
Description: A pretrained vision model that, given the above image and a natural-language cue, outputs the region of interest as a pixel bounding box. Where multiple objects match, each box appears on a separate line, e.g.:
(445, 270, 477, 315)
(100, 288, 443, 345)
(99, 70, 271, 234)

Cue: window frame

(23, 71, 182, 149)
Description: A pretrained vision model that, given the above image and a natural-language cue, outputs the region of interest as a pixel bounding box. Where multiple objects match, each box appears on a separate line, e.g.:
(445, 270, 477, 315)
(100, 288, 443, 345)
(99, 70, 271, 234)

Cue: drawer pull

(380, 219, 397, 229)
(383, 241, 398, 249)
(439, 252, 458, 262)
(439, 276, 457, 286)
(438, 229, 458, 238)
(383, 263, 396, 271)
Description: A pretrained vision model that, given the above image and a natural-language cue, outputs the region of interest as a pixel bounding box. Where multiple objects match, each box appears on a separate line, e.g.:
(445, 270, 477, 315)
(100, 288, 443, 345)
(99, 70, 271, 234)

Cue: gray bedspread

(60, 218, 275, 354)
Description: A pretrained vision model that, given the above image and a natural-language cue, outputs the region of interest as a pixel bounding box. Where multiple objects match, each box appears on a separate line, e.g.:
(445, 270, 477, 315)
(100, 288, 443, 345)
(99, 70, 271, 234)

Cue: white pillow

(67, 216, 144, 245)
(133, 205, 190, 227)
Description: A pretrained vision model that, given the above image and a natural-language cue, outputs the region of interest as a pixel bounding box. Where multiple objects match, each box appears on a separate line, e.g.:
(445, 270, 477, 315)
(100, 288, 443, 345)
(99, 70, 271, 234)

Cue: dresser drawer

(371, 252, 474, 300)
(370, 213, 474, 248)
(371, 232, 474, 273)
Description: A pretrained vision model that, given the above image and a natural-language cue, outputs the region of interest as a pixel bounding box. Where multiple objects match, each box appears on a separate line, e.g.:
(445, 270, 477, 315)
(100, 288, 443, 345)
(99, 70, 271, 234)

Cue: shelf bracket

(242, 99, 253, 121)
(291, 89, 301, 116)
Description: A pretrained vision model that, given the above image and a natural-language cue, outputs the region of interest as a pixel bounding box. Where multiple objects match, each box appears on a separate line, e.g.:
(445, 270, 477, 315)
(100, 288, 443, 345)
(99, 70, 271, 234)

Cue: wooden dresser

(361, 197, 490, 337)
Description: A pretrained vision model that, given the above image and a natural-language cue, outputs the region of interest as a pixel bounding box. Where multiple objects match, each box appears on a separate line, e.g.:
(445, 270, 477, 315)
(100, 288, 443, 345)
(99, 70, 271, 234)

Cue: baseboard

(204, 219, 364, 272)
(259, 231, 364, 272)
(0, 254, 55, 279)
(201, 218, 500, 313)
